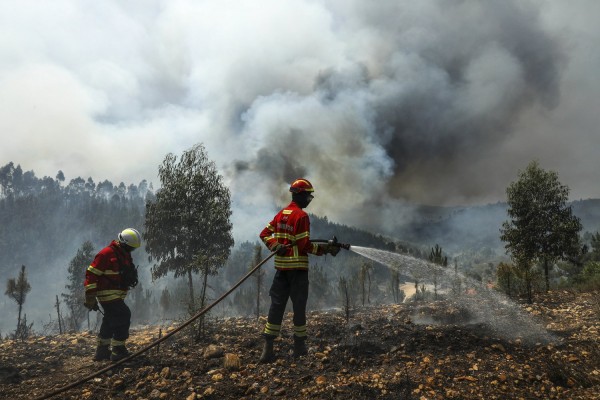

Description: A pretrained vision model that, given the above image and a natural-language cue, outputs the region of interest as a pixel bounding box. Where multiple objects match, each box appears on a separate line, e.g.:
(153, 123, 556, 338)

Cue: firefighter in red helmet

(258, 178, 339, 362)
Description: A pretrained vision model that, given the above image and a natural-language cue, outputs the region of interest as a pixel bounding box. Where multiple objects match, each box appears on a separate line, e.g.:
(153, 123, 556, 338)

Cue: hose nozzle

(328, 236, 351, 250)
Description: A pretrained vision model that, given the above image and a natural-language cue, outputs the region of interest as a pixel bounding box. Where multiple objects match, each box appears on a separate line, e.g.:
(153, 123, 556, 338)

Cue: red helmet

(289, 178, 314, 194)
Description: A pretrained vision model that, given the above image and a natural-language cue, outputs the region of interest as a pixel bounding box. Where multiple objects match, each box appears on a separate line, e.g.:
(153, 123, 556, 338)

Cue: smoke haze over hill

(1, 1, 600, 242)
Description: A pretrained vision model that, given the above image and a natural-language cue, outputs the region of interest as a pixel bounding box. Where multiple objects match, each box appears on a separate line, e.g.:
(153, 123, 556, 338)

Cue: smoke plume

(1, 0, 599, 240)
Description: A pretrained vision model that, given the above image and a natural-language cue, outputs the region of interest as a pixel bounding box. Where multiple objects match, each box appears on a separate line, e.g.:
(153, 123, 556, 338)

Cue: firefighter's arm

(84, 254, 105, 310)
(295, 216, 326, 255)
(83, 271, 99, 311)
(260, 220, 280, 252)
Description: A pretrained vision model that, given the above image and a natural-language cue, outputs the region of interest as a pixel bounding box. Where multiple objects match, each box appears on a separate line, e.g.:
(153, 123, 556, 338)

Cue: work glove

(84, 295, 99, 311)
(271, 243, 288, 256)
(324, 244, 340, 257)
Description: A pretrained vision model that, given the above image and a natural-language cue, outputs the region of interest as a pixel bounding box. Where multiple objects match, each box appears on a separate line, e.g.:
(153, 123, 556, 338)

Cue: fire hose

(34, 237, 350, 400)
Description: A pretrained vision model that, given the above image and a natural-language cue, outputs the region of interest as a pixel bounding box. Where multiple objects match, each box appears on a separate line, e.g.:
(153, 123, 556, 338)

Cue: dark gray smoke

(1, 0, 598, 241)
(226, 0, 569, 234)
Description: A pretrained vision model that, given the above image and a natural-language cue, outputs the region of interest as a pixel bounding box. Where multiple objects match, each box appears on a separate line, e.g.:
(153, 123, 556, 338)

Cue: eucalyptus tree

(145, 144, 234, 314)
(500, 161, 582, 294)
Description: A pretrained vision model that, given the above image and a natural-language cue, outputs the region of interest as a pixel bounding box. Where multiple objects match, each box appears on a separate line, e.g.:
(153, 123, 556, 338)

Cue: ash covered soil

(1, 290, 600, 400)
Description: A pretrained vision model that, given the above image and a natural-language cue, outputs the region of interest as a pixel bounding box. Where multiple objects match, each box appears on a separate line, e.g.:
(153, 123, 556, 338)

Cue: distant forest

(4, 161, 600, 332)
(0, 162, 150, 277)
(0, 162, 440, 335)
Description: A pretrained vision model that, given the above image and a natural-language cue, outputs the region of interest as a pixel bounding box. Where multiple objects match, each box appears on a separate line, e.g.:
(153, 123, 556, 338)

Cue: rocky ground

(1, 290, 599, 400)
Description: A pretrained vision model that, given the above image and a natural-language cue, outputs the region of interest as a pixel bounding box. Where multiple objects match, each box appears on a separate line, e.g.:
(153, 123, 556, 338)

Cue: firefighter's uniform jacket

(84, 240, 133, 304)
(85, 240, 134, 346)
(260, 200, 327, 270)
(260, 200, 327, 338)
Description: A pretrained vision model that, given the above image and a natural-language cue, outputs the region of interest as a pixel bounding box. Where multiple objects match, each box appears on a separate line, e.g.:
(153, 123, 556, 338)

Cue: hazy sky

(1, 0, 599, 239)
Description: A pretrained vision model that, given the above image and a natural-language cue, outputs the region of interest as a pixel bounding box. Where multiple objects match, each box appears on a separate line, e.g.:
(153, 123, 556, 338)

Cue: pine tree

(5, 265, 31, 337)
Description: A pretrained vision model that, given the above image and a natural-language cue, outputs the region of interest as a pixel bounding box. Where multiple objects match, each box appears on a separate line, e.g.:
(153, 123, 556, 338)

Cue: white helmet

(118, 228, 142, 249)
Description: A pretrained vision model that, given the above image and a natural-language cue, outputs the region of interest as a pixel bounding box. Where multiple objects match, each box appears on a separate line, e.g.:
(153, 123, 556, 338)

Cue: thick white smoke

(0, 0, 599, 241)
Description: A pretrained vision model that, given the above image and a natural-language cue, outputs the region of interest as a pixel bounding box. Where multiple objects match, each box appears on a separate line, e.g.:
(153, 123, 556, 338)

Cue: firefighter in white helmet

(84, 228, 141, 361)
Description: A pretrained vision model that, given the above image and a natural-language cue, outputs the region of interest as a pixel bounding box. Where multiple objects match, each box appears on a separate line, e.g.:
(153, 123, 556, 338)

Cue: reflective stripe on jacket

(84, 240, 132, 303)
(259, 201, 326, 270)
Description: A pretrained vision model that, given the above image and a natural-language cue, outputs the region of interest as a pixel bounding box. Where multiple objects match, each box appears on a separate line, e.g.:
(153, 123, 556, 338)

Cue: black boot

(293, 336, 308, 358)
(93, 345, 111, 361)
(259, 336, 275, 363)
(110, 345, 130, 362)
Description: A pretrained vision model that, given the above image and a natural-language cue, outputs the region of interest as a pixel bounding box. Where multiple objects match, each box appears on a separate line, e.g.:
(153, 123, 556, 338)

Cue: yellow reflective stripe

(294, 325, 307, 337)
(309, 243, 321, 254)
(97, 338, 111, 346)
(282, 210, 292, 215)
(275, 254, 309, 262)
(275, 265, 309, 270)
(111, 339, 126, 347)
(264, 322, 281, 336)
(87, 265, 103, 276)
(295, 231, 309, 240)
(274, 257, 309, 268)
(273, 233, 295, 240)
(97, 294, 127, 302)
(96, 290, 127, 302)
(85, 283, 97, 290)
(103, 270, 120, 275)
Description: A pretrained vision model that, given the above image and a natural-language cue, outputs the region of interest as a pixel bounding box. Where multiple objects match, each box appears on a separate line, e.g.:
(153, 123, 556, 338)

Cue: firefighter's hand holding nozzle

(325, 244, 341, 256)
(325, 236, 351, 256)
(84, 295, 99, 311)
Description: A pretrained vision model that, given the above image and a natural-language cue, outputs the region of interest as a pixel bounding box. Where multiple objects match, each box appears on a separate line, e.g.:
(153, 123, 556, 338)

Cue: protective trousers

(99, 300, 131, 342)
(264, 269, 309, 338)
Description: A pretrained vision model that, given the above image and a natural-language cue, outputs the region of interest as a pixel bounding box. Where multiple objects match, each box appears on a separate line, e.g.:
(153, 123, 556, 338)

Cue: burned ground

(1, 290, 599, 400)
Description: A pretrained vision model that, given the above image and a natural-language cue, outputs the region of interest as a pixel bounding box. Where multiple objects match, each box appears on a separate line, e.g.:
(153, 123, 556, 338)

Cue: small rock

(112, 379, 125, 388)
(204, 344, 224, 359)
(224, 353, 241, 370)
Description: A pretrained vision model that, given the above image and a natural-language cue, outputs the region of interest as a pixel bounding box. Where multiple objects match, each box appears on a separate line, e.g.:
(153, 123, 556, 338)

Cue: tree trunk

(187, 269, 195, 312)
(195, 270, 209, 340)
(16, 302, 22, 336)
(544, 259, 550, 292)
(526, 268, 533, 304)
(256, 271, 261, 321)
(55, 295, 63, 334)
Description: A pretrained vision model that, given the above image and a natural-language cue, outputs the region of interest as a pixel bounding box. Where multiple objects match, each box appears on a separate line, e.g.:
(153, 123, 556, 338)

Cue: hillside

(1, 290, 599, 400)
(390, 199, 600, 254)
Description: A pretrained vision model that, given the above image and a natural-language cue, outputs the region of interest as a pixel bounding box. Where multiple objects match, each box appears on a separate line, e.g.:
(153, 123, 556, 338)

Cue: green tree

(145, 144, 234, 316)
(496, 262, 515, 297)
(429, 244, 448, 299)
(5, 265, 31, 336)
(62, 241, 95, 331)
(500, 161, 582, 293)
